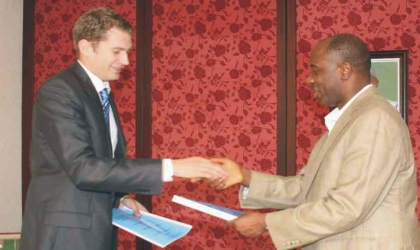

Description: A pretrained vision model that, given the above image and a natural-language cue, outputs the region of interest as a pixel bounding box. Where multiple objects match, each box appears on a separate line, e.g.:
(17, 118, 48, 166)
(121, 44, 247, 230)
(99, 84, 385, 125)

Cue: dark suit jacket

(21, 62, 162, 250)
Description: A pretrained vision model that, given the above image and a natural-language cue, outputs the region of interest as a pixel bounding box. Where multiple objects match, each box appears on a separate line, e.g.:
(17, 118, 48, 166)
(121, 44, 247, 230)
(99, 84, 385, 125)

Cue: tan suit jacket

(240, 87, 420, 249)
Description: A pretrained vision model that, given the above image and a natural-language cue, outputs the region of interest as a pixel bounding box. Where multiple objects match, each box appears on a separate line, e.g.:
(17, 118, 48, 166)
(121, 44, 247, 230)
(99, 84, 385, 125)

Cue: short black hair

(327, 33, 371, 77)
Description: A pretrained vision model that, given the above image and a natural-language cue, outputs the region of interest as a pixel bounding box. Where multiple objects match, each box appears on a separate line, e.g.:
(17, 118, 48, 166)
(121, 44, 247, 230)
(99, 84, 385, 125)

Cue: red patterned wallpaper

(151, 0, 277, 249)
(296, 0, 420, 219)
(33, 1, 137, 250)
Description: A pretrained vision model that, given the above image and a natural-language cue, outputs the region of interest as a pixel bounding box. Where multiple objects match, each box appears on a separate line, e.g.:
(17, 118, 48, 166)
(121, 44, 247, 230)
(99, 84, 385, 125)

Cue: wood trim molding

(277, 0, 297, 176)
(21, 0, 35, 212)
(285, 0, 297, 176)
(0, 233, 20, 240)
(135, 0, 153, 250)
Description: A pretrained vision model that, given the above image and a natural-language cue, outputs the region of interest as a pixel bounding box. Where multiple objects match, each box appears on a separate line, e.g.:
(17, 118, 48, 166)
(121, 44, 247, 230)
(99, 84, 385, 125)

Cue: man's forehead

(101, 27, 132, 47)
(311, 41, 342, 68)
(311, 41, 329, 60)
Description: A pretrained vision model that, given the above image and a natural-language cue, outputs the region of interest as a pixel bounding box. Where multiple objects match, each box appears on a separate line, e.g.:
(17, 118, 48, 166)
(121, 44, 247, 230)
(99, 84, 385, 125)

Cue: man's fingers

(207, 178, 227, 189)
(215, 182, 227, 190)
(190, 177, 202, 183)
(225, 219, 234, 226)
(173, 157, 231, 179)
(206, 177, 221, 185)
(210, 157, 227, 165)
(201, 165, 229, 179)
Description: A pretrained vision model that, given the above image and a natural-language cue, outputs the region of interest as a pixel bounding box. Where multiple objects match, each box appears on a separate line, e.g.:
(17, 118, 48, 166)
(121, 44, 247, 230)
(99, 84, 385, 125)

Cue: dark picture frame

(370, 50, 408, 123)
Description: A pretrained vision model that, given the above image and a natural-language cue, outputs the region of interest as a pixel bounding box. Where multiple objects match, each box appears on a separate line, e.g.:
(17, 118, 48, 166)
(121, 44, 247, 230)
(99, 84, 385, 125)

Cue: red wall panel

(151, 0, 277, 249)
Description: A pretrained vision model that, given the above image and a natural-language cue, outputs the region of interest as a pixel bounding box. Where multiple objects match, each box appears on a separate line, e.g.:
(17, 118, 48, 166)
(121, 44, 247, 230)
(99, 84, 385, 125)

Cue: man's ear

(340, 62, 352, 80)
(78, 39, 93, 58)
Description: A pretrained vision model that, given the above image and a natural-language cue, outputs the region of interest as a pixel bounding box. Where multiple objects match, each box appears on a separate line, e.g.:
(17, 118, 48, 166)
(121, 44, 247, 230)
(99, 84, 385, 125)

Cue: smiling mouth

(311, 85, 321, 97)
(312, 89, 322, 99)
(112, 67, 123, 73)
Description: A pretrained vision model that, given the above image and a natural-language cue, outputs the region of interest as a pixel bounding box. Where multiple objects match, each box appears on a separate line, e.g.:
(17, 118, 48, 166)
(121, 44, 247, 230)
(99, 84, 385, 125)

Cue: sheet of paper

(112, 207, 192, 248)
(172, 195, 243, 221)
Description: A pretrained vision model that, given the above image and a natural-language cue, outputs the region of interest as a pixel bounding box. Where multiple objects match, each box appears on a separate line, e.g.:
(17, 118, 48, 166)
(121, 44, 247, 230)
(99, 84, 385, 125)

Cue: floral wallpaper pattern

(151, 0, 277, 249)
(33, 1, 137, 249)
(296, 0, 420, 219)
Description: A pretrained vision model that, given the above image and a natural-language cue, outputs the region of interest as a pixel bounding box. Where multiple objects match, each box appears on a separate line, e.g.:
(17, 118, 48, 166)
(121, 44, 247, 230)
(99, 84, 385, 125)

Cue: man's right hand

(207, 157, 250, 190)
(172, 157, 229, 180)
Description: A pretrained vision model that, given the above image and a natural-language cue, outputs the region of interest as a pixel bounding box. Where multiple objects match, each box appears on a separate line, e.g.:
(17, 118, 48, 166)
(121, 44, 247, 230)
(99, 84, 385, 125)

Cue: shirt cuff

(162, 159, 174, 182)
(242, 187, 249, 199)
(119, 194, 130, 204)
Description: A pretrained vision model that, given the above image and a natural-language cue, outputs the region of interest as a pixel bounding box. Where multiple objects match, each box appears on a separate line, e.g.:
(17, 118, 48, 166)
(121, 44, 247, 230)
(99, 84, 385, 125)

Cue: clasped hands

(176, 157, 267, 238)
(118, 157, 236, 215)
(190, 157, 247, 189)
(121, 156, 267, 237)
(194, 157, 268, 238)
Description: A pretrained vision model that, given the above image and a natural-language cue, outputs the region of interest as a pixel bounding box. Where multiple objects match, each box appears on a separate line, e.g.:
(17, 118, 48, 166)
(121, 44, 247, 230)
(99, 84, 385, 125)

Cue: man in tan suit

(210, 34, 420, 249)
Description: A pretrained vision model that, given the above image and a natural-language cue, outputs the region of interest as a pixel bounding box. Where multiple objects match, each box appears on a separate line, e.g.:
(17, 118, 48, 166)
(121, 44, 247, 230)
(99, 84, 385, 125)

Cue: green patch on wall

(0, 240, 19, 250)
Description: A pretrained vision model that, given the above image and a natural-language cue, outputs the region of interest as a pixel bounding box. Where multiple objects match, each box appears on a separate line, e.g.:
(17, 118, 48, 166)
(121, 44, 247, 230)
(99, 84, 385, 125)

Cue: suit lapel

(68, 62, 113, 155)
(67, 62, 126, 158)
(301, 86, 379, 199)
(68, 62, 104, 113)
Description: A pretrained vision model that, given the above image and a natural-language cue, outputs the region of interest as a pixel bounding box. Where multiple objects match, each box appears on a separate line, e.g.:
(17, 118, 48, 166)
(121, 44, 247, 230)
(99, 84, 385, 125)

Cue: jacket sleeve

(239, 134, 328, 210)
(239, 170, 305, 209)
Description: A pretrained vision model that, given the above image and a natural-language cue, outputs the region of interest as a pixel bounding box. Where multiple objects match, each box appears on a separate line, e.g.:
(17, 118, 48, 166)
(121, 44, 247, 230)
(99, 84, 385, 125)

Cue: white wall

(0, 0, 23, 233)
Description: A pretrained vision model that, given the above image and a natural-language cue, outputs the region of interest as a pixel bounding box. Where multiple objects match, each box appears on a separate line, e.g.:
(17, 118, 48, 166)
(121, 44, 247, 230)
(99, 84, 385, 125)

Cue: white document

(172, 195, 243, 221)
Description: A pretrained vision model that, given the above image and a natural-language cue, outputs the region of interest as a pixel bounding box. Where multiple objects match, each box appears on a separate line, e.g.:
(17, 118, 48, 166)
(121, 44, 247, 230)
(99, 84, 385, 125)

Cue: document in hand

(172, 195, 243, 221)
(112, 207, 192, 248)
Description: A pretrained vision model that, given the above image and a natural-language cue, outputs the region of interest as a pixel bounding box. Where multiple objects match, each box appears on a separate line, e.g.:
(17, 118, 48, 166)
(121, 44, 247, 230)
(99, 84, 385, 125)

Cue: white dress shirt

(325, 84, 372, 134)
(78, 61, 118, 157)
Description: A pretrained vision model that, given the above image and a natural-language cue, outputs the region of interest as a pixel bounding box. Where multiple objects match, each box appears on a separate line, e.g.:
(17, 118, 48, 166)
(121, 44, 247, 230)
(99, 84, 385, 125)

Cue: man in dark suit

(20, 7, 228, 250)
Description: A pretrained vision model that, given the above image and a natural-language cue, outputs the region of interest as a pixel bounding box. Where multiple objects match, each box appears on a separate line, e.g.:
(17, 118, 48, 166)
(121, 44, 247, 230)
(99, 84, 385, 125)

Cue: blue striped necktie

(99, 88, 110, 125)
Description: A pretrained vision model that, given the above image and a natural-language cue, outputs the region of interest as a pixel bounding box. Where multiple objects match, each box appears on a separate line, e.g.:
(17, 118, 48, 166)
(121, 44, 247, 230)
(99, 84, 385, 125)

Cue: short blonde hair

(72, 6, 133, 55)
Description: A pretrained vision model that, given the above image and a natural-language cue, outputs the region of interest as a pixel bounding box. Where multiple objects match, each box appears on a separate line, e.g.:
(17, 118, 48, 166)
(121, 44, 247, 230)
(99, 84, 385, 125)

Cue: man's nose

(120, 52, 129, 66)
(305, 76, 314, 85)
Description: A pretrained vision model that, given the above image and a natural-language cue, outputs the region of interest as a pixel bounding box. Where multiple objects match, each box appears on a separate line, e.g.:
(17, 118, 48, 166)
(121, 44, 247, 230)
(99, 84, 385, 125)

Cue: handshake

(170, 157, 267, 239)
(172, 157, 251, 190)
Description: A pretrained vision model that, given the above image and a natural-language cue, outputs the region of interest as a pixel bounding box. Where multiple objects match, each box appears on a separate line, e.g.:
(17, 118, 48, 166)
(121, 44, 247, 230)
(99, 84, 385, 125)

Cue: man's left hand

(119, 197, 148, 217)
(227, 212, 267, 237)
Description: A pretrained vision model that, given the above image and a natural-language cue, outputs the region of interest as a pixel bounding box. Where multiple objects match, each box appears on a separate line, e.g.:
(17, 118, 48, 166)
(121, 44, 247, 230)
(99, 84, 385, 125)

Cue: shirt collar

(78, 60, 111, 93)
(324, 84, 372, 133)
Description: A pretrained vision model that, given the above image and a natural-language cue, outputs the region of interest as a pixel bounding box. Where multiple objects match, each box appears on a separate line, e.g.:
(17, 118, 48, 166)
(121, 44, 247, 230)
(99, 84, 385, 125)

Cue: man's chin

(314, 95, 326, 105)
(107, 73, 120, 81)
(316, 98, 334, 108)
